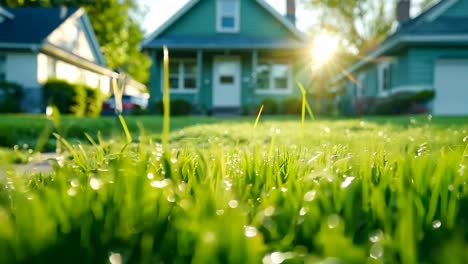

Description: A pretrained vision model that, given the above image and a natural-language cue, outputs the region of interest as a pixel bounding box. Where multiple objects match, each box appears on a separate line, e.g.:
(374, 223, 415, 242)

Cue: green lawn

(0, 114, 468, 263)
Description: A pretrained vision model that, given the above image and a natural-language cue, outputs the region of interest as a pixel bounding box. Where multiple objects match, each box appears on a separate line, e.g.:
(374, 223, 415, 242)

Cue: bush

(373, 90, 435, 115)
(156, 99, 192, 116)
(0, 81, 23, 113)
(85, 87, 104, 117)
(282, 97, 302, 115)
(43, 79, 102, 116)
(259, 98, 278, 115)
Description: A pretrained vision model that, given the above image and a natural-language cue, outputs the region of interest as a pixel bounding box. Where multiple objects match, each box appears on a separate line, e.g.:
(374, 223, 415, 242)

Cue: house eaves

(333, 0, 460, 83)
(142, 0, 308, 48)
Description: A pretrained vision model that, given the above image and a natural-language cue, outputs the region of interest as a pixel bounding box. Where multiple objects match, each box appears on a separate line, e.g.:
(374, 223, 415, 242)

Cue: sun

(311, 32, 339, 66)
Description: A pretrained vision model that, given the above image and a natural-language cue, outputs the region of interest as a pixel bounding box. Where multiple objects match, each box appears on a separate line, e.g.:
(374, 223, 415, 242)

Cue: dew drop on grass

(264, 206, 275, 216)
(147, 172, 154, 180)
(370, 243, 384, 260)
(299, 207, 307, 216)
(167, 196, 175, 203)
(341, 176, 355, 188)
(244, 226, 258, 238)
(327, 214, 341, 229)
(228, 200, 239, 208)
(67, 188, 77, 197)
(89, 177, 102, 190)
(304, 190, 317, 202)
(109, 252, 122, 264)
(151, 179, 171, 189)
(70, 179, 79, 188)
(203, 231, 216, 243)
(463, 136, 468, 142)
(432, 220, 442, 229)
(216, 209, 224, 216)
(281, 187, 288, 193)
(369, 230, 384, 243)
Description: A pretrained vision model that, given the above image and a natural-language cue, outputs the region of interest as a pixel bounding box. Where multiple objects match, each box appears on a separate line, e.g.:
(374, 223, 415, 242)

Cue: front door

(213, 57, 241, 107)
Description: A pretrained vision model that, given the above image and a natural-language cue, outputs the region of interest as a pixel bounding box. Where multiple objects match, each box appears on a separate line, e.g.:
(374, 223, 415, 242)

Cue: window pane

(169, 62, 179, 74)
(0, 56, 5, 82)
(221, 17, 235, 28)
(184, 77, 197, 89)
(169, 76, 179, 89)
(256, 64, 270, 90)
(220, 75, 234, 84)
(383, 66, 391, 90)
(184, 62, 197, 75)
(272, 64, 289, 89)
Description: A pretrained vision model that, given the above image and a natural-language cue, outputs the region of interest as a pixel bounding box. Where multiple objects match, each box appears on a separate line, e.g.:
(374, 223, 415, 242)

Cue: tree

(1, 0, 150, 83)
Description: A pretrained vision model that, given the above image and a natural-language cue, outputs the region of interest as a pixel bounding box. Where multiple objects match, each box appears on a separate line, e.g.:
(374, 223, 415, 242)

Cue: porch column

(149, 50, 160, 112)
(197, 49, 203, 109)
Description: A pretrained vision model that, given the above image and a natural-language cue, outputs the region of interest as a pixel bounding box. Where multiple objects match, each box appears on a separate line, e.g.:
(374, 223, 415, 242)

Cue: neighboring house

(142, 0, 311, 114)
(335, 0, 468, 116)
(0, 6, 145, 113)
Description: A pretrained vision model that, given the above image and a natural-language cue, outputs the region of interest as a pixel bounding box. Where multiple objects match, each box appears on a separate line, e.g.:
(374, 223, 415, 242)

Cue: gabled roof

(142, 0, 308, 49)
(335, 0, 467, 82)
(0, 7, 79, 44)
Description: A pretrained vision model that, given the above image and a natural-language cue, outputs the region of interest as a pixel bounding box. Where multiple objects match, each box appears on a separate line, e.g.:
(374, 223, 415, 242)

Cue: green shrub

(0, 81, 23, 113)
(85, 87, 104, 117)
(156, 99, 192, 116)
(414, 89, 435, 102)
(373, 90, 435, 115)
(259, 97, 278, 115)
(43, 79, 85, 115)
(282, 97, 302, 115)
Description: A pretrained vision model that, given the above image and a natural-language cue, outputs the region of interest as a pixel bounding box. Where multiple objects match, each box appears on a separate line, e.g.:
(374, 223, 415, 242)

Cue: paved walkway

(0, 153, 56, 178)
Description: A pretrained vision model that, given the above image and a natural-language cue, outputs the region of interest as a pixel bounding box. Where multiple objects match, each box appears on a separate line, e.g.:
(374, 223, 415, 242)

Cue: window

(356, 73, 365, 97)
(0, 55, 6, 81)
(256, 62, 292, 93)
(47, 57, 57, 78)
(217, 0, 240, 32)
(167, 59, 198, 92)
(379, 63, 392, 92)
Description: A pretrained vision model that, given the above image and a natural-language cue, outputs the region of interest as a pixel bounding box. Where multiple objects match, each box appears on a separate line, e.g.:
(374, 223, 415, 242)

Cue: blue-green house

(142, 0, 311, 114)
(335, 0, 468, 116)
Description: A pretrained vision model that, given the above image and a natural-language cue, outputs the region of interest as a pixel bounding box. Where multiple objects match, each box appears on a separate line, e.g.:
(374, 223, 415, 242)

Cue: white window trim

(255, 61, 293, 95)
(160, 58, 199, 94)
(216, 0, 240, 33)
(378, 61, 392, 95)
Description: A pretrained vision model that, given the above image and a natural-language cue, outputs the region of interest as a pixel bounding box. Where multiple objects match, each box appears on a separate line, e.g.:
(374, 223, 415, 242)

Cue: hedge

(0, 81, 23, 113)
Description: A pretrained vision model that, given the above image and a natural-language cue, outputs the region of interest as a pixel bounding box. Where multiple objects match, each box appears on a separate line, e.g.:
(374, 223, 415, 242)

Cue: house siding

(160, 0, 295, 39)
(444, 0, 468, 17)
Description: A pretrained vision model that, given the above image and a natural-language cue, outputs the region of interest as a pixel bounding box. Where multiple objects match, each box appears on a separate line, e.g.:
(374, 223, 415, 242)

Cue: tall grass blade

(118, 114, 132, 143)
(254, 105, 264, 129)
(162, 46, 171, 152)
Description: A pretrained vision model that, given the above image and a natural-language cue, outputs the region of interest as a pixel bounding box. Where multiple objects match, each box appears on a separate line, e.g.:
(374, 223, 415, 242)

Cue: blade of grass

(162, 46, 170, 152)
(118, 114, 132, 143)
(254, 105, 264, 129)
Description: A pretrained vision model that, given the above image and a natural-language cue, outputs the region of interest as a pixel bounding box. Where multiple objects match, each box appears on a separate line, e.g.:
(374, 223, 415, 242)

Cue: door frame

(212, 56, 241, 107)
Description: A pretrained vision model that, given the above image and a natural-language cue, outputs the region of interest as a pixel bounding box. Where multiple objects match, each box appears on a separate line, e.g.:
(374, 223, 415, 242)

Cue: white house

(0, 6, 145, 113)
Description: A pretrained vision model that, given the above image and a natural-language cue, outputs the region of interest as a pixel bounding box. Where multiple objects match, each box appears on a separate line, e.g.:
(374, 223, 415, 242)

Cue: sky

(136, 0, 430, 36)
(137, 0, 313, 35)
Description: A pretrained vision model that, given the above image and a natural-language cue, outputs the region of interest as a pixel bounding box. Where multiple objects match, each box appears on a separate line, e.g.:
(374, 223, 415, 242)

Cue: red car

(101, 95, 148, 115)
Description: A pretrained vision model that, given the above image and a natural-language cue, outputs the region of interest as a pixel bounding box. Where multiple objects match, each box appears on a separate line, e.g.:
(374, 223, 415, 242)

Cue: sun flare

(311, 33, 339, 66)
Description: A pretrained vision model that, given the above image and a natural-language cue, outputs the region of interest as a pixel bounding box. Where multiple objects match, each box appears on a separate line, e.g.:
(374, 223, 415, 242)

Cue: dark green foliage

(282, 97, 302, 115)
(85, 86, 104, 117)
(374, 90, 435, 115)
(259, 98, 278, 115)
(156, 99, 192, 116)
(43, 79, 102, 117)
(0, 81, 23, 113)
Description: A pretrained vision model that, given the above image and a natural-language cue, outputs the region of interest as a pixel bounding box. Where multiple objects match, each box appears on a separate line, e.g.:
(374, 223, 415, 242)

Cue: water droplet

(67, 188, 77, 197)
(432, 220, 442, 229)
(244, 226, 258, 238)
(147, 172, 154, 180)
(448, 185, 455, 192)
(224, 180, 233, 190)
(264, 206, 275, 216)
(463, 136, 468, 143)
(341, 176, 355, 188)
(151, 179, 171, 189)
(327, 214, 340, 229)
(281, 187, 288, 193)
(266, 252, 286, 264)
(299, 207, 307, 216)
(216, 209, 224, 215)
(370, 243, 384, 259)
(304, 190, 317, 202)
(228, 200, 239, 209)
(46, 106, 53, 117)
(89, 177, 102, 190)
(170, 157, 178, 164)
(167, 196, 175, 203)
(369, 230, 384, 243)
(109, 252, 122, 264)
(70, 179, 79, 188)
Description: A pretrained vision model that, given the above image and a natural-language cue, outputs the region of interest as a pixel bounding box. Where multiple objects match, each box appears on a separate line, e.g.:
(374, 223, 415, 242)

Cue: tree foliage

(1, 0, 150, 83)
